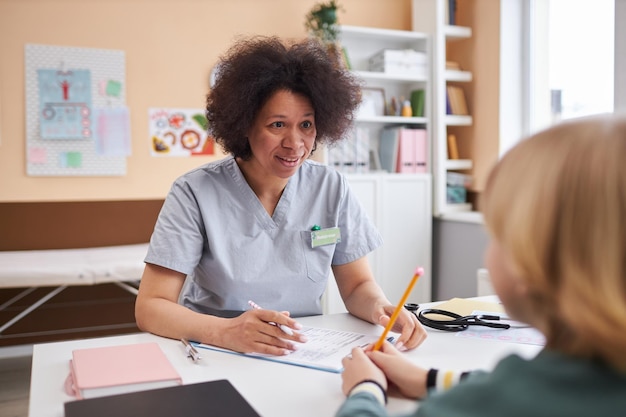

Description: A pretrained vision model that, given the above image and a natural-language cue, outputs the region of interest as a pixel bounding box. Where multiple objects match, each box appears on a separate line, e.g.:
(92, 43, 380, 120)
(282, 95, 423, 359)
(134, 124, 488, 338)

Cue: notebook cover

(64, 379, 261, 417)
(68, 342, 182, 399)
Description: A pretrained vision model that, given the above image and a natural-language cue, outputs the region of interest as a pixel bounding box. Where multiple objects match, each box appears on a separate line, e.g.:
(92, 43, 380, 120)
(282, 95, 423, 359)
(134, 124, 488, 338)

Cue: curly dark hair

(206, 36, 362, 160)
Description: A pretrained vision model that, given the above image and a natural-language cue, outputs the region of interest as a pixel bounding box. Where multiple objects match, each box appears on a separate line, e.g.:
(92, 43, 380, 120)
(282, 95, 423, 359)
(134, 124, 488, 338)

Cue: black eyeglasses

(404, 303, 511, 332)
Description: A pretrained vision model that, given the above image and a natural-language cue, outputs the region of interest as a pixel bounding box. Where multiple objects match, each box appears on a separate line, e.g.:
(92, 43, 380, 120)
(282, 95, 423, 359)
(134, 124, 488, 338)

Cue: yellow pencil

(373, 266, 424, 351)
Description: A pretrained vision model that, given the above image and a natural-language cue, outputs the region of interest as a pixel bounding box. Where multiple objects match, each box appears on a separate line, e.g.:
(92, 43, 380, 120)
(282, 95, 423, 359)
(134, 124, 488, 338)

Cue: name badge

(311, 227, 341, 248)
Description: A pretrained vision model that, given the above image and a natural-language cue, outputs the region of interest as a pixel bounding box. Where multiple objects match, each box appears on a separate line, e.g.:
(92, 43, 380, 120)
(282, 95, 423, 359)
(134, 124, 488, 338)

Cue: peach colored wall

(0, 0, 411, 202)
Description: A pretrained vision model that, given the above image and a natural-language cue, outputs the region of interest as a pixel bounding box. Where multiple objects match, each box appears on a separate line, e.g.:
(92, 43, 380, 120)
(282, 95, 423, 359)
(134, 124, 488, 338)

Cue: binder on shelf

(397, 129, 415, 173)
(64, 379, 261, 417)
(65, 342, 182, 400)
(379, 128, 400, 173)
(413, 128, 428, 173)
(379, 127, 427, 174)
(355, 126, 370, 173)
(327, 127, 370, 174)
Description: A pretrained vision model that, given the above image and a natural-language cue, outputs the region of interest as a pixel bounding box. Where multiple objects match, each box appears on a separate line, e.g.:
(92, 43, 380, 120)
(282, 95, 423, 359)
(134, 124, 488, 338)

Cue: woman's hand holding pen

(375, 304, 427, 351)
(219, 309, 306, 356)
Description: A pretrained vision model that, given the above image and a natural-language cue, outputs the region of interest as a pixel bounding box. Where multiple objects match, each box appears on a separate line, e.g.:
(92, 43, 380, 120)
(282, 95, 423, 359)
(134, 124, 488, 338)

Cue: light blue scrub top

(145, 156, 382, 318)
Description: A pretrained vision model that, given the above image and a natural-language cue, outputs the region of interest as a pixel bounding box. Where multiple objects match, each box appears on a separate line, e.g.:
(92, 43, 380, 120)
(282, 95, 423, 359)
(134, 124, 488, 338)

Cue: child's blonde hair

(482, 114, 626, 372)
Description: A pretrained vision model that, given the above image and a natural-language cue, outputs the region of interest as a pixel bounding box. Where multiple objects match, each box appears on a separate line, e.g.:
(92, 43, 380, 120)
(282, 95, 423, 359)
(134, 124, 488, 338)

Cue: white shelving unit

(322, 173, 433, 314)
(320, 26, 434, 313)
(338, 25, 431, 163)
(412, 0, 475, 216)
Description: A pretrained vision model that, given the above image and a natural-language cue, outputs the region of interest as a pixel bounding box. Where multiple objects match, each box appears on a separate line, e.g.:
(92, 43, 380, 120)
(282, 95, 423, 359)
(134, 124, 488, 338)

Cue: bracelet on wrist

(348, 379, 388, 405)
(426, 368, 471, 392)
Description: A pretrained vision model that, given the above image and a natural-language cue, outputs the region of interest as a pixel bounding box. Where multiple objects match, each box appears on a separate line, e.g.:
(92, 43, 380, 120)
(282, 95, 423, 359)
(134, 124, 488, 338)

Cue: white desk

(29, 304, 542, 417)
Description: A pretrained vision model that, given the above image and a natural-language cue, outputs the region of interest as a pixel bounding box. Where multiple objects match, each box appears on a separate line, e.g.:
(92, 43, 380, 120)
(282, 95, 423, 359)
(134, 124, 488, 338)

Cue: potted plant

(305, 1, 342, 45)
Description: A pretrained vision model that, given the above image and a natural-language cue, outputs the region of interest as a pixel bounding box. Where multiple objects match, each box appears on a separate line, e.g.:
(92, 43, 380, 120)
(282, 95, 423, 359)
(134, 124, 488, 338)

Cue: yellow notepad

(434, 297, 504, 316)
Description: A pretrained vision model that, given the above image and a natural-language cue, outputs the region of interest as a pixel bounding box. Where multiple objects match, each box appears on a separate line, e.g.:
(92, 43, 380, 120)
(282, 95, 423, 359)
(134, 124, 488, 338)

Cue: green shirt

(336, 349, 626, 417)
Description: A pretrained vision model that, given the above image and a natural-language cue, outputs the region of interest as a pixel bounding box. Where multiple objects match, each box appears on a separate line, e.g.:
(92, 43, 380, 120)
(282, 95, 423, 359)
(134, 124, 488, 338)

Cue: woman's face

(244, 89, 316, 180)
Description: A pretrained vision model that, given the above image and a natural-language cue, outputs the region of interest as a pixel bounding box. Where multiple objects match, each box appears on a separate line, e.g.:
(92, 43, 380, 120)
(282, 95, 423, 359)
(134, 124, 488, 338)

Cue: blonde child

(337, 114, 626, 417)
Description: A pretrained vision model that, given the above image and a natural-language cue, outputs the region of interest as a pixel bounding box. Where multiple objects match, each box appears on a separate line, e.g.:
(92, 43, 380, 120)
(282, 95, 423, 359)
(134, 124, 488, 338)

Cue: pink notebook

(65, 342, 182, 399)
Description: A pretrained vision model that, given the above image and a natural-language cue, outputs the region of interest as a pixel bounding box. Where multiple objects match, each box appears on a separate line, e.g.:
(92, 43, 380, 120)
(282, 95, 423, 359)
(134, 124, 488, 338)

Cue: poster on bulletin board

(148, 108, 214, 157)
(24, 44, 129, 176)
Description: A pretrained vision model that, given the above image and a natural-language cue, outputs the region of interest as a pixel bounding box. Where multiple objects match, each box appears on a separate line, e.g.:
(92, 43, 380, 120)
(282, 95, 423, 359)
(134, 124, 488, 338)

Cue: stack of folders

(64, 342, 182, 399)
(379, 127, 428, 174)
(328, 126, 370, 173)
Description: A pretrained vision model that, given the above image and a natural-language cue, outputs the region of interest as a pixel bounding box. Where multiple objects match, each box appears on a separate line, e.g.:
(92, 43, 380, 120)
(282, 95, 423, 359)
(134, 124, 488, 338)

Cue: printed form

(194, 327, 381, 373)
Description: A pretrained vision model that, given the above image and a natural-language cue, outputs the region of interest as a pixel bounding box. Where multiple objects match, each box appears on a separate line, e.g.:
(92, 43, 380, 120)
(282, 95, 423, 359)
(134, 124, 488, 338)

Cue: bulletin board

(24, 44, 128, 176)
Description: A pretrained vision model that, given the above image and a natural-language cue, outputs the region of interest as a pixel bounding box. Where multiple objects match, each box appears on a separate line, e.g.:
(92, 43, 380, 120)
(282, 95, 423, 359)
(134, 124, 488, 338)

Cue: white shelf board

(445, 159, 473, 170)
(341, 25, 428, 41)
(439, 209, 483, 224)
(443, 202, 473, 213)
(445, 70, 472, 82)
(444, 25, 472, 40)
(353, 70, 428, 83)
(356, 115, 428, 124)
(445, 115, 473, 126)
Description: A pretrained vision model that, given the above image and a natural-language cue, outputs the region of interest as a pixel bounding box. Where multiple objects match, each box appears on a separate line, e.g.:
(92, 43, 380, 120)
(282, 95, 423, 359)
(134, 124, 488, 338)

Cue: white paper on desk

(454, 310, 546, 346)
(194, 327, 380, 373)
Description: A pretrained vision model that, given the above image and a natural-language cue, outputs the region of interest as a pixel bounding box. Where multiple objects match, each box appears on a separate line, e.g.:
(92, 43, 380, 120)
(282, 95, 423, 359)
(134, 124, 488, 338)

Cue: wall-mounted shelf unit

(338, 24, 431, 171)
(319, 25, 434, 309)
(412, 0, 475, 216)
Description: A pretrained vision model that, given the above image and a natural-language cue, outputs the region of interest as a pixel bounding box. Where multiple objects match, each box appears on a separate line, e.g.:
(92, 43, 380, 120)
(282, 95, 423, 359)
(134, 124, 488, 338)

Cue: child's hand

(367, 341, 429, 399)
(376, 305, 427, 350)
(341, 347, 387, 396)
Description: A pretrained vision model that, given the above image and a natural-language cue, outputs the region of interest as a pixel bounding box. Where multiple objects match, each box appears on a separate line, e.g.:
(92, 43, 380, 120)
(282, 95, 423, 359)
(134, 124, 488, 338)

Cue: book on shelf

(445, 92, 452, 115)
(64, 379, 261, 417)
(410, 89, 425, 118)
(446, 172, 472, 204)
(446, 85, 469, 115)
(64, 342, 182, 400)
(446, 60, 461, 70)
(379, 127, 428, 174)
(448, 0, 457, 25)
(447, 133, 459, 160)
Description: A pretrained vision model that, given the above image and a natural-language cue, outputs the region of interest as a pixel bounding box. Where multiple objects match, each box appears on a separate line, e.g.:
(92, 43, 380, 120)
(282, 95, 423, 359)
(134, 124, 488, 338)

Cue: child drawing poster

(149, 108, 214, 157)
(37, 69, 93, 140)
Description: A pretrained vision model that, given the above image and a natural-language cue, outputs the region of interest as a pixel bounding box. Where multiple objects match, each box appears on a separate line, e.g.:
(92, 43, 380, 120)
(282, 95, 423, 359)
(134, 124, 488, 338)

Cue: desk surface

(29, 302, 542, 417)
